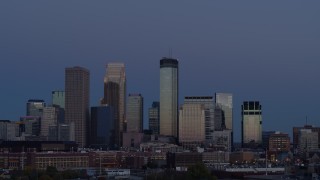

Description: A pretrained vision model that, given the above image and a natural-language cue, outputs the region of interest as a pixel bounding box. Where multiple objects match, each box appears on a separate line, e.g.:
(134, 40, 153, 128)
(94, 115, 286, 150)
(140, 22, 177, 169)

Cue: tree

(187, 163, 216, 180)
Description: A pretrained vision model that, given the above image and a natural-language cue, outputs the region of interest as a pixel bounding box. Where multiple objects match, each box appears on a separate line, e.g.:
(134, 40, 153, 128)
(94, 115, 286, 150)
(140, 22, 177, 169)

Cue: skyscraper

(126, 94, 143, 133)
(149, 101, 160, 135)
(90, 105, 114, 149)
(215, 93, 233, 130)
(101, 63, 126, 148)
(26, 99, 46, 117)
(65, 66, 90, 147)
(52, 91, 65, 109)
(184, 96, 214, 143)
(160, 58, 178, 137)
(241, 101, 262, 148)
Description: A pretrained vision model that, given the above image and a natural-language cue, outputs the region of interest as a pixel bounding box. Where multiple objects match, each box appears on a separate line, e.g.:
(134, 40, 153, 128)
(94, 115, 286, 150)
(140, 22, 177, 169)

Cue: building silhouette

(126, 94, 143, 133)
(65, 66, 90, 147)
(241, 101, 262, 148)
(160, 58, 178, 137)
(101, 63, 126, 148)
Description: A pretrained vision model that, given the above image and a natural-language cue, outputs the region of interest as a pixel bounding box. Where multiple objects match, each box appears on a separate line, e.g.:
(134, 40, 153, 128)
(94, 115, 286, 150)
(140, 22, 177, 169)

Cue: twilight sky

(1, 1, 320, 142)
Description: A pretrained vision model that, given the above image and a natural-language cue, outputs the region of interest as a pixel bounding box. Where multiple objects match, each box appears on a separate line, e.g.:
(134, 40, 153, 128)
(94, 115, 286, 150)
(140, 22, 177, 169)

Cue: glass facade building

(215, 93, 233, 131)
(160, 58, 178, 137)
(52, 91, 65, 109)
(65, 66, 90, 147)
(148, 101, 160, 135)
(101, 63, 126, 148)
(90, 106, 114, 149)
(241, 101, 262, 147)
(126, 94, 143, 133)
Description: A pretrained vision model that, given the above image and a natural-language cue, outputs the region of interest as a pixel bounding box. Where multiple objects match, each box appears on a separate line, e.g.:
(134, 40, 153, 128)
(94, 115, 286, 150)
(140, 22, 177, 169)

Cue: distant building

(65, 66, 90, 147)
(52, 90, 65, 123)
(160, 58, 178, 137)
(26, 99, 46, 117)
(269, 132, 290, 152)
(101, 63, 126, 148)
(214, 105, 224, 131)
(293, 125, 320, 149)
(48, 123, 72, 141)
(241, 101, 262, 148)
(122, 132, 144, 148)
(126, 94, 143, 133)
(184, 96, 214, 143)
(215, 93, 233, 130)
(90, 105, 114, 149)
(149, 101, 160, 135)
(0, 120, 18, 141)
(262, 131, 276, 149)
(298, 129, 319, 154)
(20, 116, 41, 136)
(179, 103, 205, 148)
(212, 130, 232, 152)
(52, 91, 65, 109)
(41, 106, 58, 137)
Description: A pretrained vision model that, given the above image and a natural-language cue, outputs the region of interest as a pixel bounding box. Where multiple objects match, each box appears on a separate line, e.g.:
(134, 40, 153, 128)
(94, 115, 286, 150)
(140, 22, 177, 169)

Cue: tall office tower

(215, 93, 233, 130)
(184, 96, 214, 143)
(41, 107, 58, 137)
(20, 116, 41, 136)
(101, 63, 126, 148)
(52, 91, 65, 123)
(90, 105, 114, 148)
(149, 101, 160, 135)
(126, 94, 143, 133)
(160, 58, 178, 137)
(65, 66, 90, 147)
(214, 105, 224, 131)
(241, 101, 262, 148)
(0, 120, 18, 141)
(179, 103, 205, 147)
(26, 99, 46, 117)
(52, 91, 65, 109)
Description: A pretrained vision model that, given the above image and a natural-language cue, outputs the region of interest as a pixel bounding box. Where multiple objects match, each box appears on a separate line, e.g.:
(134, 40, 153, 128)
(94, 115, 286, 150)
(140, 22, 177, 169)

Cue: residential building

(65, 66, 90, 147)
(160, 58, 178, 137)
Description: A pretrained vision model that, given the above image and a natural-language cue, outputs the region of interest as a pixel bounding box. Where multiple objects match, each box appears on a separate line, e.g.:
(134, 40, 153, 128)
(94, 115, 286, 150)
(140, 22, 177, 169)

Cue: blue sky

(1, 1, 320, 142)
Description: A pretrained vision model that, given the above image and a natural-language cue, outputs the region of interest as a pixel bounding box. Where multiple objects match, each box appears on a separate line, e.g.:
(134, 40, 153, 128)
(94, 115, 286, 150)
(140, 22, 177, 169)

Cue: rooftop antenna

(305, 116, 308, 125)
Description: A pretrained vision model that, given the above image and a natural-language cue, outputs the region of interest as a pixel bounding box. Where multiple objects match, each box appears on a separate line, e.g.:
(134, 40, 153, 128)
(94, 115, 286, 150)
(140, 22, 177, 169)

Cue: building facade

(268, 132, 290, 152)
(149, 101, 160, 135)
(160, 58, 178, 137)
(179, 103, 205, 148)
(184, 96, 214, 143)
(101, 63, 126, 148)
(52, 91, 65, 109)
(241, 101, 262, 148)
(126, 94, 143, 133)
(41, 106, 58, 137)
(26, 99, 46, 117)
(90, 105, 114, 149)
(65, 66, 90, 147)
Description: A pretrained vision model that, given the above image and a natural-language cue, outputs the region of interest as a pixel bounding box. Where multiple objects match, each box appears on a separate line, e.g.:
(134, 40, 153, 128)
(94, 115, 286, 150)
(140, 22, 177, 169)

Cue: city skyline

(1, 1, 320, 142)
